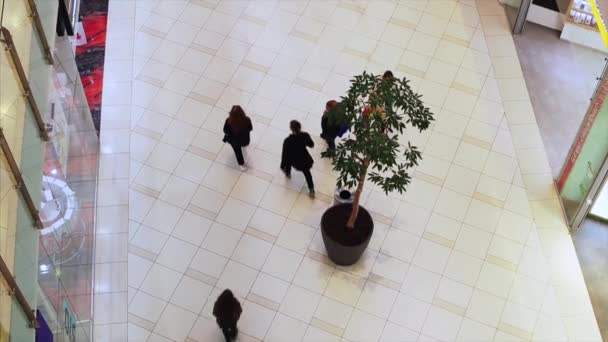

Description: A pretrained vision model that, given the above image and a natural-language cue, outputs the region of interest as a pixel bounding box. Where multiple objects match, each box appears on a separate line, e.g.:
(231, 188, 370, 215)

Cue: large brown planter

(320, 203, 374, 266)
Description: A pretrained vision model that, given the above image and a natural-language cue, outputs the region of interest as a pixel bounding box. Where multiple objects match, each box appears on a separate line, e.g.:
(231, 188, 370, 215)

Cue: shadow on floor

(572, 218, 608, 340)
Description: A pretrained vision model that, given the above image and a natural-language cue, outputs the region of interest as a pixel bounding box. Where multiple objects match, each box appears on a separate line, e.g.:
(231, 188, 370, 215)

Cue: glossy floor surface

(573, 218, 608, 341)
(92, 0, 601, 341)
(513, 22, 607, 178)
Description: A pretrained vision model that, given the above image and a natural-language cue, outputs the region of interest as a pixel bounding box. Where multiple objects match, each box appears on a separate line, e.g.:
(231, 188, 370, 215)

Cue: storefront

(558, 66, 608, 229)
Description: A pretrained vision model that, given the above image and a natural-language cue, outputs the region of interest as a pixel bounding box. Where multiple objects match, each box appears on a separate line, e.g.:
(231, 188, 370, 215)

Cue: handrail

(0, 26, 50, 141)
(0, 254, 39, 328)
(0, 128, 44, 229)
(25, 0, 54, 65)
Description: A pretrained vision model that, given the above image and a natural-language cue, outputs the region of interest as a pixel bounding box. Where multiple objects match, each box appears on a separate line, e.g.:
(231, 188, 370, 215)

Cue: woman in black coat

(223, 105, 253, 171)
(213, 289, 242, 342)
(281, 120, 315, 198)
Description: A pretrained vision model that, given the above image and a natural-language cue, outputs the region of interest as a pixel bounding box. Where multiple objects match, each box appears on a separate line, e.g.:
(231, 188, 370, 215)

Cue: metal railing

(25, 0, 54, 65)
(0, 128, 44, 229)
(0, 254, 38, 328)
(0, 26, 50, 141)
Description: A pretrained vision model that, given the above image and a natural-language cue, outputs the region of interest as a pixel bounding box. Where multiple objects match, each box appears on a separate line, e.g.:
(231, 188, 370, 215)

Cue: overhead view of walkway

(81, 0, 602, 341)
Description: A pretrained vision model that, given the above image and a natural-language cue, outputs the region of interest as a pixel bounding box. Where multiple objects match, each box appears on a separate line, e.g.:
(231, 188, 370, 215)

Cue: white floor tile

(202, 223, 243, 257)
(129, 290, 167, 323)
(280, 284, 322, 323)
(466, 290, 506, 327)
(262, 245, 304, 282)
(171, 211, 212, 247)
(344, 309, 386, 342)
(188, 316, 224, 342)
(231, 234, 273, 270)
(216, 197, 257, 231)
(389, 293, 431, 332)
(154, 304, 197, 341)
(476, 262, 516, 298)
(381, 229, 420, 262)
(239, 300, 277, 340)
(356, 281, 398, 319)
(128, 253, 153, 289)
(401, 265, 441, 302)
(170, 275, 212, 314)
(454, 225, 493, 259)
(314, 296, 354, 329)
(216, 260, 258, 298)
(276, 220, 316, 254)
(265, 313, 308, 342)
(444, 251, 483, 287)
(130, 225, 168, 255)
(189, 248, 228, 279)
(324, 270, 366, 306)
(422, 305, 463, 341)
(412, 238, 451, 274)
(159, 175, 197, 209)
(140, 263, 182, 301)
(156, 237, 197, 272)
(435, 277, 474, 309)
(303, 325, 341, 342)
(457, 318, 496, 342)
(251, 272, 290, 304)
(142, 200, 183, 235)
(190, 186, 227, 214)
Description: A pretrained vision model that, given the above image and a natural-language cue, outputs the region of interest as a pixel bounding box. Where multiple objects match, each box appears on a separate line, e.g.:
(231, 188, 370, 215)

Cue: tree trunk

(346, 160, 369, 229)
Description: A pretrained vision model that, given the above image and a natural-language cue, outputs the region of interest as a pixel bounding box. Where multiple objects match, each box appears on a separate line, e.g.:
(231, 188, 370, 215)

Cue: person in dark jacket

(320, 100, 339, 154)
(223, 105, 253, 171)
(281, 120, 315, 198)
(213, 289, 242, 342)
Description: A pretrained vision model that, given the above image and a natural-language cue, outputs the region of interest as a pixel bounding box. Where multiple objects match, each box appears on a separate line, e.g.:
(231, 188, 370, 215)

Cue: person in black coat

(213, 289, 242, 342)
(281, 120, 316, 198)
(321, 100, 339, 154)
(223, 105, 253, 171)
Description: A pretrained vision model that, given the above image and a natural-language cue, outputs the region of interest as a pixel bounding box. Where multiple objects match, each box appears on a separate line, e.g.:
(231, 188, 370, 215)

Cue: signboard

(558, 75, 608, 191)
(589, 0, 608, 48)
(63, 299, 76, 342)
(35, 310, 53, 342)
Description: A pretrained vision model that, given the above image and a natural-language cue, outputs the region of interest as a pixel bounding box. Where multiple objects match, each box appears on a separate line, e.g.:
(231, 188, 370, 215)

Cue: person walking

(321, 100, 340, 154)
(281, 120, 316, 198)
(213, 289, 242, 342)
(223, 105, 252, 171)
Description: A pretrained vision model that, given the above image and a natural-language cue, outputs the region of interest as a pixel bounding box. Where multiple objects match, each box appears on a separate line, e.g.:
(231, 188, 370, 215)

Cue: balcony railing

(25, 0, 54, 65)
(0, 254, 38, 328)
(0, 128, 43, 229)
(0, 26, 50, 141)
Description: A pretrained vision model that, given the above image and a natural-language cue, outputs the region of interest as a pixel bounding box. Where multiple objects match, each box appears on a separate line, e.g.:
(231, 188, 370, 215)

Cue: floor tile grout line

(117, 1, 580, 340)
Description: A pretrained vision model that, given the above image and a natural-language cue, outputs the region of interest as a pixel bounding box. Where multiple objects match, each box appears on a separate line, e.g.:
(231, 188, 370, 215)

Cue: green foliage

(323, 71, 434, 196)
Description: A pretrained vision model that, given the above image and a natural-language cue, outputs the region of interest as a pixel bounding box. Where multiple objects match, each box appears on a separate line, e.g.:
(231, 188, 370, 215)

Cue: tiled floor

(512, 22, 607, 178)
(573, 218, 608, 341)
(93, 0, 602, 341)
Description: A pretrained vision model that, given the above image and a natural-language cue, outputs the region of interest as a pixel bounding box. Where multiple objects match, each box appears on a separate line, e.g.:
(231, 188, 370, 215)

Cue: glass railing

(1, 0, 96, 340)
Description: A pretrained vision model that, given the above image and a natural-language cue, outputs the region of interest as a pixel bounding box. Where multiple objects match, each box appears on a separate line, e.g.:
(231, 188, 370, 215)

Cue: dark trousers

(284, 166, 314, 191)
(229, 142, 245, 165)
(218, 320, 238, 342)
(322, 135, 336, 151)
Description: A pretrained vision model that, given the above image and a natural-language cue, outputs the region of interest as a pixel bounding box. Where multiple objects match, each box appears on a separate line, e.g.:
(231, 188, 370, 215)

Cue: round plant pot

(320, 203, 374, 266)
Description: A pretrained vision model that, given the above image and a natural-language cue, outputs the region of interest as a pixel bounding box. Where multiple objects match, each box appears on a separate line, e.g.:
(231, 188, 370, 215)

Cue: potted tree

(320, 71, 434, 265)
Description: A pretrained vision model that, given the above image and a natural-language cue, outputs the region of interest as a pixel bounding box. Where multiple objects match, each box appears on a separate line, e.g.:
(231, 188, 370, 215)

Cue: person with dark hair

(383, 70, 394, 80)
(321, 100, 340, 154)
(223, 105, 253, 171)
(281, 120, 316, 198)
(213, 289, 242, 342)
